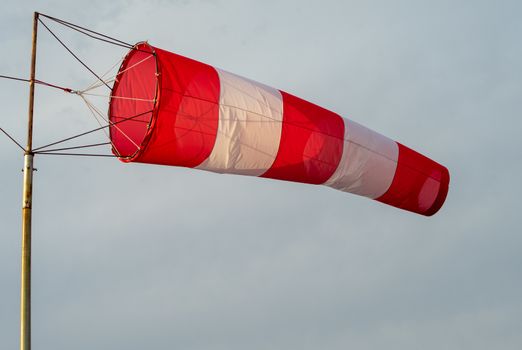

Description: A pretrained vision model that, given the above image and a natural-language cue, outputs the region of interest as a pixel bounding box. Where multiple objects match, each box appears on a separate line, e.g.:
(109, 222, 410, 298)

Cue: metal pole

(20, 11, 38, 350)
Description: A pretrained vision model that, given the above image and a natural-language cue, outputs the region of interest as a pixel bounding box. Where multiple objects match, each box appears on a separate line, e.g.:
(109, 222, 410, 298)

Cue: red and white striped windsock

(109, 43, 449, 216)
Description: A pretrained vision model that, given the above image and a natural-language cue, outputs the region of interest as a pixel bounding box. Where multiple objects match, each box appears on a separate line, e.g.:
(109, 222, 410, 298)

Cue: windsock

(109, 43, 449, 216)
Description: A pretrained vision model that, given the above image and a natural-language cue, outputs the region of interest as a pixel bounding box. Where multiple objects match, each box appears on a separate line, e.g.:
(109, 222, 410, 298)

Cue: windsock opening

(109, 42, 158, 160)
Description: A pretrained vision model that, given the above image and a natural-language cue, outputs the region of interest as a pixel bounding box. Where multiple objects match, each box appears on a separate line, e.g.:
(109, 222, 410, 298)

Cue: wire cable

(33, 109, 153, 152)
(36, 142, 110, 153)
(1, 127, 25, 151)
(38, 13, 154, 54)
(38, 18, 112, 91)
(39, 13, 133, 48)
(34, 151, 117, 158)
(0, 74, 31, 84)
(0, 74, 73, 93)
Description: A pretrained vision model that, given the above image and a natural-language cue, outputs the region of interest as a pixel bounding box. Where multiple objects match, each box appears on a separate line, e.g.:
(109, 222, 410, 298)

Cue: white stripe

(196, 69, 283, 176)
(324, 119, 399, 199)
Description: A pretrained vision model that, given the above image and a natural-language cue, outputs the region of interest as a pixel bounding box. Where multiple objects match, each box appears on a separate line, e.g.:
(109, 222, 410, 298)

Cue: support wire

(36, 142, 110, 153)
(38, 18, 112, 90)
(1, 127, 25, 151)
(39, 13, 135, 50)
(33, 109, 153, 152)
(34, 152, 118, 158)
(0, 74, 73, 93)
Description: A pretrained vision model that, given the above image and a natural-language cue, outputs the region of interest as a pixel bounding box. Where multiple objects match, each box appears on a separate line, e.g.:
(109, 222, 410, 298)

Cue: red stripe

(376, 143, 450, 216)
(262, 91, 345, 184)
(136, 47, 220, 168)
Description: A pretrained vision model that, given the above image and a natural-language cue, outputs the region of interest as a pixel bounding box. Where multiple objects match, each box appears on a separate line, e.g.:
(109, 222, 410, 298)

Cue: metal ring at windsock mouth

(108, 42, 159, 161)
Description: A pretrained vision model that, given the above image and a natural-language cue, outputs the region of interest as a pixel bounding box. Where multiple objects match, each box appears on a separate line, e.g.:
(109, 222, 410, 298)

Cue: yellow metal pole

(20, 11, 38, 350)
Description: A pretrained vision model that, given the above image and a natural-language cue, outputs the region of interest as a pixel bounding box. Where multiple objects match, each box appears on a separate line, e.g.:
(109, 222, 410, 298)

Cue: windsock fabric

(109, 43, 449, 216)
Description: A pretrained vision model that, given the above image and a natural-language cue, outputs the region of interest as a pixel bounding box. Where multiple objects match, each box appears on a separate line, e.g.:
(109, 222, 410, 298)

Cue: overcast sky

(1, 1, 521, 349)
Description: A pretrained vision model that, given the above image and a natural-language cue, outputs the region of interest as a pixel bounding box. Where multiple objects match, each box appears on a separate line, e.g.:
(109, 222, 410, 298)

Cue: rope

(81, 54, 154, 93)
(79, 94, 122, 156)
(81, 54, 126, 93)
(79, 94, 111, 139)
(81, 92, 155, 102)
(81, 96, 141, 150)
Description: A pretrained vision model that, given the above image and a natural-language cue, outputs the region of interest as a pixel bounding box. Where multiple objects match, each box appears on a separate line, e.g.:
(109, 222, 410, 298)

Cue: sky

(1, 0, 521, 349)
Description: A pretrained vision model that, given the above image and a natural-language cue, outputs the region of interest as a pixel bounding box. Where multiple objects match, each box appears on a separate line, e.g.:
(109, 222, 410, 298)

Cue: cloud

(1, 1, 521, 349)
